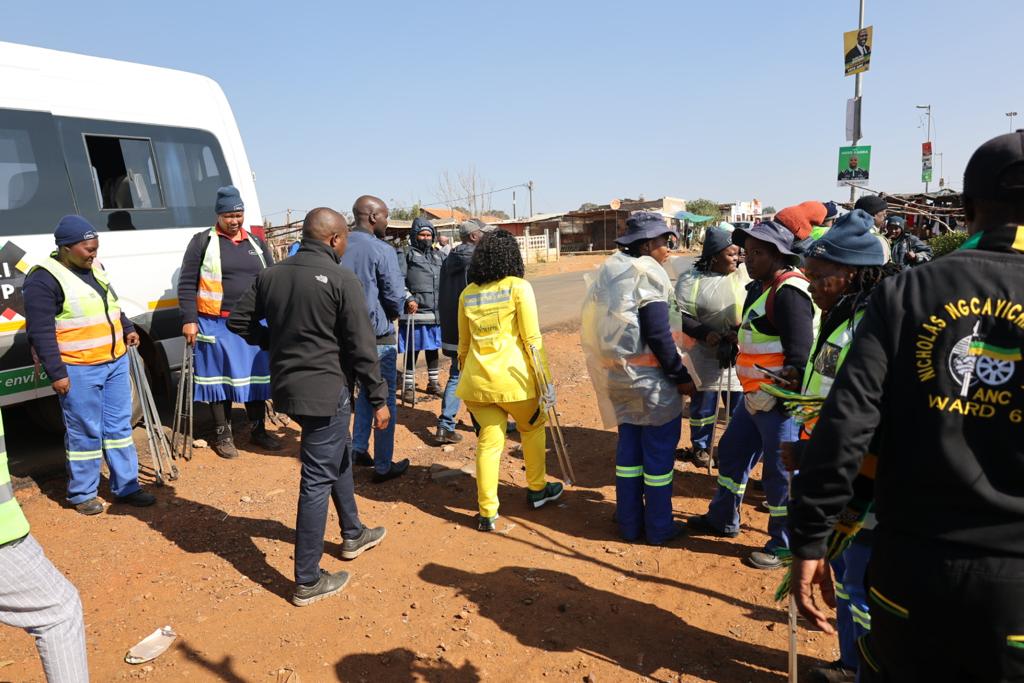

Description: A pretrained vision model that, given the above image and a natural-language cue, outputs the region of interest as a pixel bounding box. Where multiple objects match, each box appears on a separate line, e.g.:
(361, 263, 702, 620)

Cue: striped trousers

(615, 416, 682, 544)
(0, 534, 88, 682)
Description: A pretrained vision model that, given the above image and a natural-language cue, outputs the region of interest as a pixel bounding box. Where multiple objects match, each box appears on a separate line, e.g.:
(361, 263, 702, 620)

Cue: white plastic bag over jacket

(674, 265, 749, 392)
(581, 251, 683, 429)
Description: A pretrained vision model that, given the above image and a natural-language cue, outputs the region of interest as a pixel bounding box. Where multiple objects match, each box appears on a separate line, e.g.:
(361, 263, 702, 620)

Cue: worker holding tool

(399, 217, 445, 402)
(0, 410, 89, 681)
(768, 210, 896, 683)
(228, 208, 389, 606)
(675, 225, 748, 468)
(581, 212, 696, 545)
(177, 186, 278, 459)
(456, 229, 562, 532)
(790, 131, 1024, 682)
(686, 220, 818, 569)
(23, 215, 155, 516)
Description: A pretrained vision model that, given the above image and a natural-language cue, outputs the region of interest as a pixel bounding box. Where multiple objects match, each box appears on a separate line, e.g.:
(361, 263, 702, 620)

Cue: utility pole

(849, 0, 866, 203)
(917, 104, 932, 193)
(1008, 111, 1018, 131)
(512, 190, 517, 219)
(527, 180, 534, 217)
(285, 208, 291, 230)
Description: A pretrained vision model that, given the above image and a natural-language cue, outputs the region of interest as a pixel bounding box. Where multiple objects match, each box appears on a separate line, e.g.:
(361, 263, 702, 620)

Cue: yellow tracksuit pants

(465, 399, 547, 518)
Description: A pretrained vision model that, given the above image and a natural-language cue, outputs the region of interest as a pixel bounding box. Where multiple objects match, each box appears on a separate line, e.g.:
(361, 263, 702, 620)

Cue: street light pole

(849, 0, 866, 203)
(527, 180, 534, 217)
(1008, 111, 1018, 131)
(917, 104, 932, 193)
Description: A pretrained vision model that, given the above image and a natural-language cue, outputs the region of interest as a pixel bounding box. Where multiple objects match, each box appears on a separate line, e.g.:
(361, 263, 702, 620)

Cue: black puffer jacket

(399, 243, 444, 319)
(438, 242, 474, 352)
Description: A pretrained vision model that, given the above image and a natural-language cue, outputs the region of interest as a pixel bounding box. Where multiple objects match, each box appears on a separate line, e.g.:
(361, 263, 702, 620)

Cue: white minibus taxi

(0, 41, 263, 426)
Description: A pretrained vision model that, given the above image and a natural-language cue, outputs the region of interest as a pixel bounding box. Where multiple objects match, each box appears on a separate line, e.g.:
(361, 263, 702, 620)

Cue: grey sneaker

(340, 526, 386, 560)
(211, 426, 238, 459)
(292, 569, 350, 607)
(748, 550, 784, 570)
(74, 497, 104, 516)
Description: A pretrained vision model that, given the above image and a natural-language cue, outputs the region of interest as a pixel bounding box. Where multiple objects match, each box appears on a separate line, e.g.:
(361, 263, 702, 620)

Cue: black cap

(854, 195, 887, 215)
(963, 130, 1024, 200)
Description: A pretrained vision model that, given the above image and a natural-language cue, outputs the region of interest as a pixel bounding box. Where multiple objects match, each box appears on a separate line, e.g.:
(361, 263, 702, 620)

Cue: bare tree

(435, 166, 493, 217)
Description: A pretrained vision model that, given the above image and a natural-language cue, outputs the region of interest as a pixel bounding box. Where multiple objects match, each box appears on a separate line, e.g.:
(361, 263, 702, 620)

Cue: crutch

(528, 344, 576, 486)
(128, 347, 178, 484)
(170, 344, 194, 461)
(400, 314, 416, 407)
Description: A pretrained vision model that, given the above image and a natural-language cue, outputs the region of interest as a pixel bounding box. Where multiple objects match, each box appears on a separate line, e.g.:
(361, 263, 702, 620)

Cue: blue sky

(5, 1, 1022, 220)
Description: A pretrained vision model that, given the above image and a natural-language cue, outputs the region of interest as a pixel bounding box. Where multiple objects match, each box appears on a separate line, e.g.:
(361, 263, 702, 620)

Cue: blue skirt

(398, 322, 442, 353)
(194, 315, 271, 403)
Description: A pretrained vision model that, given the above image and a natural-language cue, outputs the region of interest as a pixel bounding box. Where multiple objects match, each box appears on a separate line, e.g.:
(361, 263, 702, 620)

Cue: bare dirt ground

(526, 246, 701, 280)
(1, 329, 833, 682)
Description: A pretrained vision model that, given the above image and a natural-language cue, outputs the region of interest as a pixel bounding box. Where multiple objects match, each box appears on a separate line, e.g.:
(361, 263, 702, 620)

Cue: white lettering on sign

(0, 284, 13, 300)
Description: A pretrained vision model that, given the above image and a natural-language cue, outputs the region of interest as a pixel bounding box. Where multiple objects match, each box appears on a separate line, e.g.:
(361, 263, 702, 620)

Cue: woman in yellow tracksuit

(457, 230, 563, 531)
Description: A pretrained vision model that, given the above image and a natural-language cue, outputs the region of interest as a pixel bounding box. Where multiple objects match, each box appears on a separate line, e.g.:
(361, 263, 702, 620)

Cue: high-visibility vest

(798, 309, 864, 437)
(196, 227, 266, 316)
(735, 273, 814, 393)
(0, 411, 30, 546)
(32, 256, 126, 366)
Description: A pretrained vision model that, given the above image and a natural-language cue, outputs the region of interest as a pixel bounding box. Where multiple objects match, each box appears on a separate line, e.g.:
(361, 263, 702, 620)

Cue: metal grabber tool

(527, 344, 575, 486)
(170, 344, 194, 461)
(128, 347, 178, 484)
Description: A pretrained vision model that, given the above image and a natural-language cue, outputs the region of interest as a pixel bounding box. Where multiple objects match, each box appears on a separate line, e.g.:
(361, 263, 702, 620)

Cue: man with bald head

(342, 196, 414, 482)
(229, 207, 390, 606)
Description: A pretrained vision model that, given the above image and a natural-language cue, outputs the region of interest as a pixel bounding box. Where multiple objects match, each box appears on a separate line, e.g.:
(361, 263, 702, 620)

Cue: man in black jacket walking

(790, 131, 1024, 681)
(435, 219, 491, 444)
(228, 207, 390, 606)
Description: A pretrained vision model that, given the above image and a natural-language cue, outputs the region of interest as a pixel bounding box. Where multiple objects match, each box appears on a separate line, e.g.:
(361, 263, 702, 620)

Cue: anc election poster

(837, 145, 871, 187)
(844, 26, 873, 76)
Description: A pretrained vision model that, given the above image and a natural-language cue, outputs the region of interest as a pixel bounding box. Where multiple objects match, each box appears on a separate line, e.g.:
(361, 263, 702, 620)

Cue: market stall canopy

(674, 211, 716, 223)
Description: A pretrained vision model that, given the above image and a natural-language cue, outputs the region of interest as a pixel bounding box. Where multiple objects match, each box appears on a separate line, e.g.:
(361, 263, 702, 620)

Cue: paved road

(531, 254, 695, 330)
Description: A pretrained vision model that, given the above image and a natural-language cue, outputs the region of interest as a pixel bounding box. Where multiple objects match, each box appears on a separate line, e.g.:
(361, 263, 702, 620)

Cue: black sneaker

(400, 387, 416, 404)
(526, 482, 563, 509)
(675, 447, 694, 462)
(691, 449, 712, 468)
(436, 427, 463, 445)
(340, 526, 386, 560)
(74, 497, 104, 516)
(684, 514, 739, 538)
(426, 381, 443, 396)
(372, 459, 410, 483)
(116, 490, 156, 507)
(353, 450, 374, 467)
(211, 427, 238, 459)
(807, 659, 856, 683)
(249, 426, 282, 451)
(477, 514, 498, 532)
(291, 569, 350, 607)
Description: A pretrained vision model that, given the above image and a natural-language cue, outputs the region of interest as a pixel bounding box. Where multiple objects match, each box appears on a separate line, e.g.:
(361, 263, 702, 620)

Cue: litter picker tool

(170, 344, 194, 462)
(128, 347, 178, 485)
(527, 344, 575, 486)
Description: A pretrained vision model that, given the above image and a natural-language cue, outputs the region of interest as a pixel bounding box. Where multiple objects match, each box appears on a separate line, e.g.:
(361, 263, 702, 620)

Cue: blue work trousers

(59, 354, 141, 504)
(706, 400, 796, 552)
(615, 415, 681, 544)
(438, 352, 461, 432)
(352, 344, 397, 475)
(291, 392, 363, 585)
(688, 389, 743, 451)
(832, 541, 872, 671)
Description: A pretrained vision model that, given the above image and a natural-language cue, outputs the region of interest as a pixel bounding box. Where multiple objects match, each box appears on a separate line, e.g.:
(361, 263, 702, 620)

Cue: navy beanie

(54, 215, 98, 246)
(822, 201, 839, 221)
(853, 195, 887, 216)
(804, 209, 885, 266)
(411, 216, 435, 237)
(215, 185, 245, 215)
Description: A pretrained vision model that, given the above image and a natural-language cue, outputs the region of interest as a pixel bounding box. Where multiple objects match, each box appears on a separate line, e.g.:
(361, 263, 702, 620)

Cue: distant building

(719, 199, 763, 224)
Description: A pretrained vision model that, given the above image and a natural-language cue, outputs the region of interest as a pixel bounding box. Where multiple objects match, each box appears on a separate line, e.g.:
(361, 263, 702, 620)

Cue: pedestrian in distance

(457, 229, 563, 532)
(437, 233, 452, 258)
(23, 215, 155, 515)
(177, 185, 280, 459)
(686, 220, 818, 570)
(675, 226, 748, 469)
(853, 195, 887, 231)
(581, 212, 696, 545)
(884, 215, 933, 270)
(399, 217, 445, 402)
(228, 207, 388, 606)
(342, 195, 411, 483)
(0, 408, 89, 682)
(790, 130, 1024, 682)
(435, 218, 492, 445)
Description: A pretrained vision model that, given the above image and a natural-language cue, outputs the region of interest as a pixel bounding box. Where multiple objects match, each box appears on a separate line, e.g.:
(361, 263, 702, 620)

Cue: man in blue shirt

(341, 195, 413, 483)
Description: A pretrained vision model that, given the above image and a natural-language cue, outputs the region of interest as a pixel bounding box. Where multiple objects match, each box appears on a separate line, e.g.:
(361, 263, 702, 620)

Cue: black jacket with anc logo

(227, 239, 387, 418)
(790, 239, 1024, 559)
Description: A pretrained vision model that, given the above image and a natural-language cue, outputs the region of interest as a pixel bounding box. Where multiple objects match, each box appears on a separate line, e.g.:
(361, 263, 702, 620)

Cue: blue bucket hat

(804, 209, 885, 266)
(701, 226, 734, 259)
(616, 211, 678, 246)
(732, 220, 801, 265)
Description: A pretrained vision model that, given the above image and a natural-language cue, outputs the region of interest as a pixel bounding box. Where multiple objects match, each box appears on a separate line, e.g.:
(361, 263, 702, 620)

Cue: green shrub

(929, 230, 968, 257)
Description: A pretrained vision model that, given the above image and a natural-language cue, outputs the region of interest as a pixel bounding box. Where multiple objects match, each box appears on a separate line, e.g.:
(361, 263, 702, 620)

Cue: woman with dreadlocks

(779, 208, 900, 683)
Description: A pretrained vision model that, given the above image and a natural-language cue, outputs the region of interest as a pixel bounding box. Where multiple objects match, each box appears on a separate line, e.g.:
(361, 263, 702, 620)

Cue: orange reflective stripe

(736, 351, 785, 392)
(56, 319, 125, 365)
(197, 278, 224, 316)
(601, 353, 662, 369)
